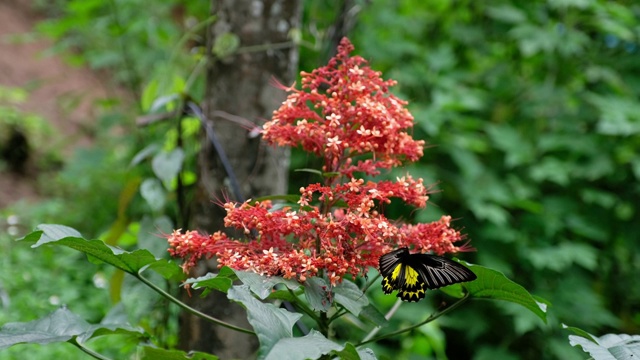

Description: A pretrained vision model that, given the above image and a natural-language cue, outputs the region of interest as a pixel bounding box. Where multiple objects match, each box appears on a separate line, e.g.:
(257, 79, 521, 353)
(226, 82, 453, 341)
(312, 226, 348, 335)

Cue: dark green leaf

(266, 289, 298, 302)
(293, 168, 323, 176)
(140, 346, 219, 360)
(333, 280, 368, 316)
(235, 270, 301, 300)
(29, 228, 184, 280)
(304, 277, 332, 312)
(30, 224, 83, 245)
(334, 342, 378, 360)
(227, 285, 302, 359)
(439, 283, 466, 299)
(569, 332, 640, 360)
(186, 267, 238, 295)
(465, 263, 547, 322)
(264, 330, 343, 360)
(0, 306, 143, 350)
(152, 149, 185, 185)
(562, 323, 597, 343)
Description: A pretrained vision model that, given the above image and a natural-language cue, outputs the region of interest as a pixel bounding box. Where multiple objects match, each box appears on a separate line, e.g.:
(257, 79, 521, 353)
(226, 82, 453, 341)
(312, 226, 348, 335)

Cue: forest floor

(0, 0, 119, 209)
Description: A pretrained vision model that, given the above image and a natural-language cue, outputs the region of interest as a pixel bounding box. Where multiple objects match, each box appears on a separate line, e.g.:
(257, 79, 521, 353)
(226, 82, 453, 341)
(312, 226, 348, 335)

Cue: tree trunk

(180, 1, 301, 358)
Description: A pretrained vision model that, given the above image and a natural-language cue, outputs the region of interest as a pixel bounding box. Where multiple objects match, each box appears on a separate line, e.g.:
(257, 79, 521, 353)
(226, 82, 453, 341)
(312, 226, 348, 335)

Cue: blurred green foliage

(1, 1, 208, 358)
(34, 0, 209, 96)
(351, 0, 640, 359)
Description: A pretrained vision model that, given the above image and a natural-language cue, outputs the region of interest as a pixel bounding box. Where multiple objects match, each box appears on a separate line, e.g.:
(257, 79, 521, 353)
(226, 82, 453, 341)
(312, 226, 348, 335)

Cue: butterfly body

(379, 247, 476, 302)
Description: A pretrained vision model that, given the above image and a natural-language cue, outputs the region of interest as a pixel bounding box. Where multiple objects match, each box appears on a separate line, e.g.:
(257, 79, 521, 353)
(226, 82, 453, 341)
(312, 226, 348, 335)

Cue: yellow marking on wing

(399, 287, 426, 302)
(390, 263, 402, 280)
(381, 277, 394, 293)
(403, 265, 420, 286)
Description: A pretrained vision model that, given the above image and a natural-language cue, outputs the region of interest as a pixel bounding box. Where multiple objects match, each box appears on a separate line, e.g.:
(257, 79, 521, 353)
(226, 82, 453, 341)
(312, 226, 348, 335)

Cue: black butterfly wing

(379, 248, 409, 294)
(411, 254, 477, 290)
(379, 248, 476, 302)
(379, 248, 428, 302)
(379, 248, 408, 275)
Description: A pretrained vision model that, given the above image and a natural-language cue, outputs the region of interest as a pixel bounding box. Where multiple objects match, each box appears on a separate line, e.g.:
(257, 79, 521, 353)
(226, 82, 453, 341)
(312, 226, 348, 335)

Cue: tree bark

(180, 1, 301, 358)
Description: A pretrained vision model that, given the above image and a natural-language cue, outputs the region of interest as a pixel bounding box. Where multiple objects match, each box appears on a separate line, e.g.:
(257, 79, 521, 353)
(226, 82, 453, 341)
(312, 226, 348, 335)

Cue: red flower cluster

(262, 38, 424, 177)
(167, 38, 470, 286)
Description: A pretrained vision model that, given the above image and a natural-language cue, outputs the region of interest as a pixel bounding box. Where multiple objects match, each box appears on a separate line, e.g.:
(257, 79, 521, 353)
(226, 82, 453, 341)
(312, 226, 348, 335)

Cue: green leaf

(27, 224, 82, 245)
(141, 79, 159, 112)
(266, 289, 298, 302)
(140, 346, 219, 360)
(227, 285, 302, 359)
(0, 306, 143, 350)
(130, 144, 161, 167)
(439, 283, 466, 299)
(562, 323, 597, 343)
(152, 148, 185, 185)
(334, 342, 378, 360)
(465, 263, 548, 322)
(293, 168, 323, 176)
(264, 330, 343, 360)
(304, 277, 332, 312)
(140, 178, 167, 211)
(235, 270, 301, 300)
(79, 302, 144, 343)
(28, 227, 184, 280)
(333, 280, 369, 316)
(150, 93, 180, 113)
(569, 332, 640, 360)
(186, 267, 238, 295)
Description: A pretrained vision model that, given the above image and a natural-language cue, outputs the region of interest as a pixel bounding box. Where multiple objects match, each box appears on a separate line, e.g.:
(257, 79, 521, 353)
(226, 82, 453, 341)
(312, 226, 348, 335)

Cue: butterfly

(379, 247, 477, 302)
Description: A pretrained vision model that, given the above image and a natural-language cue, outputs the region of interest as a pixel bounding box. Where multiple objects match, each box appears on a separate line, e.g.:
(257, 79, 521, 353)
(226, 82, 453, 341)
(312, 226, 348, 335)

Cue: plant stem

(319, 311, 330, 337)
(136, 272, 255, 335)
(360, 298, 403, 342)
(235, 41, 295, 55)
(328, 308, 347, 323)
(286, 288, 322, 324)
(361, 273, 380, 294)
(357, 292, 470, 346)
(71, 340, 112, 360)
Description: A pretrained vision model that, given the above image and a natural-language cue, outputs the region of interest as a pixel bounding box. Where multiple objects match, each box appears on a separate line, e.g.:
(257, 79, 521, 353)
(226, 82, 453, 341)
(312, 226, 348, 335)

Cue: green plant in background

(1, 2, 210, 359)
(353, 0, 640, 358)
(34, 0, 210, 97)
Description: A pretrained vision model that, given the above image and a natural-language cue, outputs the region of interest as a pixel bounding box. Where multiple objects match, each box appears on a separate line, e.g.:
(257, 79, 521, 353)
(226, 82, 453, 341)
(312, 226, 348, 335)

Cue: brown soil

(0, 0, 118, 208)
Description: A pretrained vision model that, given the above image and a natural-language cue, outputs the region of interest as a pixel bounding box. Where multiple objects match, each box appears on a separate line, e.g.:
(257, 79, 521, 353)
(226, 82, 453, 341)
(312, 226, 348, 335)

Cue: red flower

(166, 38, 470, 286)
(262, 38, 425, 177)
